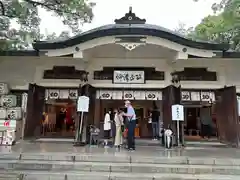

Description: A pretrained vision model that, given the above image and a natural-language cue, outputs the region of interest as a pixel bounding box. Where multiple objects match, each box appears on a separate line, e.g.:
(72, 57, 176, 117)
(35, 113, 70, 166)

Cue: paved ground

(1, 140, 240, 180)
(0, 139, 240, 159)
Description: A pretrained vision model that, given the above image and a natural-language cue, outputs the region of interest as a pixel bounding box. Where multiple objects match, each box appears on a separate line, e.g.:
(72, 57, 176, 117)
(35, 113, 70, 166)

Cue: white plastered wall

(1, 56, 240, 91)
(0, 33, 239, 92)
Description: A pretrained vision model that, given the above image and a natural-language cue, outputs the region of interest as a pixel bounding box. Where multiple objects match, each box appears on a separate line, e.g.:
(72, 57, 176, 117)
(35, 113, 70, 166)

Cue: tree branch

(0, 0, 86, 18)
(23, 0, 83, 17)
(0, 0, 5, 16)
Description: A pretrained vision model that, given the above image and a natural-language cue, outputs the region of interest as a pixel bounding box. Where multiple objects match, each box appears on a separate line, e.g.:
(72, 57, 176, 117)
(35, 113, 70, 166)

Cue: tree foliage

(177, 0, 240, 51)
(0, 0, 95, 50)
(44, 31, 71, 41)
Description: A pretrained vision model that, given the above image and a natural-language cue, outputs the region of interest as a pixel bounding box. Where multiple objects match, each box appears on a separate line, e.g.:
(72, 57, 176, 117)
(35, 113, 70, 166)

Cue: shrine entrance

(99, 99, 162, 138)
(162, 85, 240, 146)
(41, 99, 77, 138)
(24, 84, 79, 139)
(183, 105, 218, 141)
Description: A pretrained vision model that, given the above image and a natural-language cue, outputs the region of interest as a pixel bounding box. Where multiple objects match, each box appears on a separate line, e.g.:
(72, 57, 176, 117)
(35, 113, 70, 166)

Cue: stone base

(73, 142, 86, 147)
(0, 171, 239, 180)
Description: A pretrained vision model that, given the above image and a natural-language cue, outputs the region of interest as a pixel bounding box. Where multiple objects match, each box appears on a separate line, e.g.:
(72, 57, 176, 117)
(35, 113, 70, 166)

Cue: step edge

(0, 170, 240, 179)
(1, 160, 240, 168)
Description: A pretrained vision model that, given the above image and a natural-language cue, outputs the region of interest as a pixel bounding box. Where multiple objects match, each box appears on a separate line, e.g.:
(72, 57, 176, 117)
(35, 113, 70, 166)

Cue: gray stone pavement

(0, 139, 239, 159)
(1, 140, 240, 180)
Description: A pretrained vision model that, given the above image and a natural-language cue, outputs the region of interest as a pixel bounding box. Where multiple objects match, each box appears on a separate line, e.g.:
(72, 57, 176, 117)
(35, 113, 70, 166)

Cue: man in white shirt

(123, 100, 136, 150)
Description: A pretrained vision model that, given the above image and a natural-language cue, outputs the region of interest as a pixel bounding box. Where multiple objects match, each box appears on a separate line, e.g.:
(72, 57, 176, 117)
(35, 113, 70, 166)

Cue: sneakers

(128, 148, 135, 152)
(115, 145, 120, 149)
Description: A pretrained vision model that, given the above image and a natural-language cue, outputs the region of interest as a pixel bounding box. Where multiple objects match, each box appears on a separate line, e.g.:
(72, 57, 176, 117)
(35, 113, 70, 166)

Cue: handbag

(123, 128, 128, 138)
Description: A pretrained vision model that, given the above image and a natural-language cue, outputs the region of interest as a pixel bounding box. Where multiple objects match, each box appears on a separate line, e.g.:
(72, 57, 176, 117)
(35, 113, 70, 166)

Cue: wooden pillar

(216, 86, 240, 147)
(162, 85, 181, 145)
(77, 83, 96, 144)
(78, 84, 96, 125)
(94, 99, 101, 127)
(25, 84, 45, 138)
(162, 85, 174, 129)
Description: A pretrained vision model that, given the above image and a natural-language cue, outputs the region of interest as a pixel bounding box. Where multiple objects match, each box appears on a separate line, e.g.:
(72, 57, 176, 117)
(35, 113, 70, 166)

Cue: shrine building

(0, 8, 240, 146)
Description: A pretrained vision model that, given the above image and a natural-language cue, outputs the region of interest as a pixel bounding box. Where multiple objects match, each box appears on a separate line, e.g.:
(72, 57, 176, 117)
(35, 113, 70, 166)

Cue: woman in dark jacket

(151, 102, 160, 140)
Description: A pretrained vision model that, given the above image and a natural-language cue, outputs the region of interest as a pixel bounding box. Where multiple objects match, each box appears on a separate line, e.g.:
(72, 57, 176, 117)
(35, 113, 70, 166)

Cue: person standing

(123, 100, 136, 151)
(41, 112, 49, 135)
(147, 110, 153, 138)
(114, 109, 123, 148)
(151, 103, 160, 140)
(200, 106, 213, 139)
(65, 107, 73, 132)
(56, 108, 66, 132)
(103, 110, 111, 147)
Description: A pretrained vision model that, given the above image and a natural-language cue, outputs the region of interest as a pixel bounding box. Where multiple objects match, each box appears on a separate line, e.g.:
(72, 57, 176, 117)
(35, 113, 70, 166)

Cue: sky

(39, 0, 220, 35)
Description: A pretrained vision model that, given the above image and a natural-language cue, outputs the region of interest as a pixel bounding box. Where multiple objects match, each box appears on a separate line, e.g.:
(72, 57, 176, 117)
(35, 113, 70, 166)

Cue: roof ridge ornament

(114, 6, 146, 25)
(115, 36, 146, 51)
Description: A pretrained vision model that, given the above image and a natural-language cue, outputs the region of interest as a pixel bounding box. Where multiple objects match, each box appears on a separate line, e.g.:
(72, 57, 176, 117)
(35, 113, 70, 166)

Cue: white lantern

(0, 108, 7, 119)
(201, 92, 211, 101)
(123, 91, 134, 100)
(0, 83, 9, 95)
(7, 107, 22, 120)
(48, 89, 60, 99)
(145, 91, 158, 100)
(133, 91, 146, 100)
(191, 92, 201, 101)
(0, 95, 17, 107)
(112, 91, 123, 100)
(59, 90, 69, 99)
(181, 91, 191, 101)
(69, 89, 78, 99)
(99, 90, 112, 99)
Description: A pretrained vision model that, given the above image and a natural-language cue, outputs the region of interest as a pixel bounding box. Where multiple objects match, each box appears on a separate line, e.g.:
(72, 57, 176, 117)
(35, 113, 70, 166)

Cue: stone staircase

(0, 152, 240, 180)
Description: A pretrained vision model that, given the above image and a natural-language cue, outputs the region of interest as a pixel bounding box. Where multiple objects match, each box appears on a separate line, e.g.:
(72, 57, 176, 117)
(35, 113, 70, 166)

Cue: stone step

(0, 173, 22, 180)
(0, 170, 239, 180)
(1, 153, 240, 166)
(1, 160, 240, 175)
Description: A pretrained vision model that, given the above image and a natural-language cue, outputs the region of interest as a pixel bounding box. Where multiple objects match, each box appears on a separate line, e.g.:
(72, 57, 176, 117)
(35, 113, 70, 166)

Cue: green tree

(0, 0, 95, 50)
(188, 0, 240, 50)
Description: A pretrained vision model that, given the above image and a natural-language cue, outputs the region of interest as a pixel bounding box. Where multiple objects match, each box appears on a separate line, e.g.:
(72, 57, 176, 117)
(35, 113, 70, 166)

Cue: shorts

(104, 130, 110, 139)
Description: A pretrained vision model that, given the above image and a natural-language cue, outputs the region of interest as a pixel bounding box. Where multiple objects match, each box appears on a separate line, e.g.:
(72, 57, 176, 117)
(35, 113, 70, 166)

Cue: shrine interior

(41, 99, 77, 138)
(184, 106, 217, 140)
(101, 99, 217, 140)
